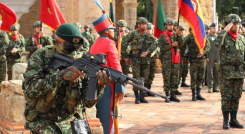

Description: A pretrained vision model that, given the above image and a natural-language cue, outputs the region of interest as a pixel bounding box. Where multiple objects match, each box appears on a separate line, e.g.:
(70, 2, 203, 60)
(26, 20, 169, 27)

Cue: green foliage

(137, 0, 154, 23)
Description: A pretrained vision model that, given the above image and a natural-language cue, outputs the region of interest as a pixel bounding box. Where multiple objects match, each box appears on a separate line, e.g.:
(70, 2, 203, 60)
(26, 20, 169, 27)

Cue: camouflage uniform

(25, 21, 53, 58)
(184, 32, 210, 101)
(158, 18, 184, 102)
(121, 17, 157, 104)
(7, 24, 26, 80)
(89, 27, 96, 41)
(23, 23, 106, 133)
(0, 20, 10, 87)
(82, 25, 95, 47)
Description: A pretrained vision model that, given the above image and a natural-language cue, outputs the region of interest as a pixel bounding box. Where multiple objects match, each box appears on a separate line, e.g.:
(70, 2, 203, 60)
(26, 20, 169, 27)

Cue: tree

(137, 0, 154, 23)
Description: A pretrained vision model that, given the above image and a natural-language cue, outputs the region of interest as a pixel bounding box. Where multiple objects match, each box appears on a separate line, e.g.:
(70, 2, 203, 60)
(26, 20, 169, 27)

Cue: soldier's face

(218, 27, 221, 31)
(84, 28, 89, 32)
(210, 27, 216, 34)
(11, 31, 18, 35)
(174, 25, 178, 30)
(140, 23, 147, 30)
(180, 29, 185, 35)
(119, 26, 125, 32)
(146, 29, 153, 35)
(230, 23, 239, 33)
(166, 24, 174, 31)
(205, 29, 210, 34)
(34, 26, 41, 33)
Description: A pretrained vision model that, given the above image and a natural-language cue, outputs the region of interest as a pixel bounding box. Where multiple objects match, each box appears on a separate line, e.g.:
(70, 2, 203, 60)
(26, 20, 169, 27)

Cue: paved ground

(118, 73, 245, 134)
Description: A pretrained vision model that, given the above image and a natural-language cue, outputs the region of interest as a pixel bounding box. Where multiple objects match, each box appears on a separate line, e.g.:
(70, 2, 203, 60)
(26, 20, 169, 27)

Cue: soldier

(127, 26, 132, 33)
(206, 23, 220, 93)
(218, 24, 222, 33)
(158, 18, 184, 102)
(6, 24, 25, 80)
(173, 20, 179, 31)
(121, 17, 157, 104)
(184, 27, 210, 101)
(205, 24, 210, 35)
(25, 21, 53, 58)
(89, 27, 96, 40)
(113, 20, 130, 75)
(179, 25, 190, 87)
(0, 19, 10, 91)
(215, 14, 245, 129)
(203, 24, 210, 86)
(23, 23, 111, 133)
(82, 25, 95, 47)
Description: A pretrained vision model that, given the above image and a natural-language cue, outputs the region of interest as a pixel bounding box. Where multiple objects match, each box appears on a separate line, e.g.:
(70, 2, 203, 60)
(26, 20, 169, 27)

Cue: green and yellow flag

(109, 0, 115, 24)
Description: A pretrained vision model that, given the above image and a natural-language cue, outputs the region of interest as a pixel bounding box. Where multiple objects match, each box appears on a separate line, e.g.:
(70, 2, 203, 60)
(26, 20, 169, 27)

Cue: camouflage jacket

(82, 32, 95, 47)
(112, 32, 128, 60)
(184, 33, 210, 61)
(76, 37, 90, 58)
(7, 34, 26, 60)
(23, 47, 105, 122)
(215, 30, 245, 79)
(0, 30, 10, 61)
(149, 37, 159, 62)
(179, 36, 187, 57)
(158, 31, 184, 62)
(121, 29, 157, 61)
(25, 34, 53, 57)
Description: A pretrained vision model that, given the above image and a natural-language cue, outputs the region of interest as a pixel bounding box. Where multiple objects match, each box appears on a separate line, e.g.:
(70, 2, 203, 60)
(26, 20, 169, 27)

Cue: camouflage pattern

(158, 31, 184, 92)
(7, 34, 25, 80)
(10, 24, 20, 31)
(25, 34, 53, 58)
(76, 37, 90, 58)
(205, 24, 210, 29)
(116, 20, 127, 27)
(23, 47, 105, 133)
(179, 36, 189, 81)
(121, 29, 157, 91)
(0, 30, 9, 84)
(214, 29, 245, 111)
(33, 21, 42, 28)
(224, 14, 241, 26)
(184, 33, 210, 89)
(84, 25, 90, 28)
(82, 32, 95, 47)
(164, 18, 174, 25)
(179, 26, 186, 30)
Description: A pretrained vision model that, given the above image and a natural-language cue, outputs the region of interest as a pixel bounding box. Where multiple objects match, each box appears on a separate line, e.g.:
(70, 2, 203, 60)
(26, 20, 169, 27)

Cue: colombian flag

(179, 0, 206, 52)
(0, 2, 17, 32)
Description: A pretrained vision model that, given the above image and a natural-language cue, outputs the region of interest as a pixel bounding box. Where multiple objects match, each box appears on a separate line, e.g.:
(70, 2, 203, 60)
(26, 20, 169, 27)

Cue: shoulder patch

(45, 45, 55, 58)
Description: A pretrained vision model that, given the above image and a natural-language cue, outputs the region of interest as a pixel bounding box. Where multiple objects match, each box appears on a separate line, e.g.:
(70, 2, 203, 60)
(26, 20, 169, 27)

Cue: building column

(122, 2, 139, 30)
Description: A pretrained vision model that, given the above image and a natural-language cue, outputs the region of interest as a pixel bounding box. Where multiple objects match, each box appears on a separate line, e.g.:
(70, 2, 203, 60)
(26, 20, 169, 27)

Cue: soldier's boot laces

(170, 91, 180, 102)
(196, 89, 205, 100)
(230, 111, 244, 128)
(134, 91, 140, 104)
(222, 111, 230, 129)
(140, 90, 149, 103)
(181, 78, 190, 87)
(191, 89, 196, 101)
(175, 90, 182, 95)
(165, 91, 170, 102)
(146, 85, 155, 97)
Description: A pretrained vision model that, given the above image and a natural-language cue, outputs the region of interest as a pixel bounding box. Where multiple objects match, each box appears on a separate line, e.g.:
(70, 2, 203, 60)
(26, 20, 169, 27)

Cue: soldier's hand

(37, 44, 42, 49)
(11, 48, 18, 53)
(39, 31, 44, 37)
(150, 52, 156, 57)
(206, 58, 209, 62)
(124, 58, 130, 65)
(97, 70, 113, 86)
(61, 66, 83, 83)
(116, 93, 124, 102)
(197, 52, 204, 57)
(172, 42, 179, 47)
(176, 28, 181, 36)
(141, 51, 149, 57)
(224, 22, 233, 31)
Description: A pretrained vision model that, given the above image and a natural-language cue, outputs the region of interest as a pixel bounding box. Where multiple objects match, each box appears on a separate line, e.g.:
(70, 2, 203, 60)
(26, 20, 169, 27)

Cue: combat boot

(208, 88, 213, 93)
(196, 88, 205, 100)
(140, 90, 149, 103)
(134, 91, 140, 104)
(175, 90, 182, 95)
(222, 111, 230, 129)
(191, 89, 196, 101)
(146, 85, 155, 97)
(181, 78, 190, 87)
(230, 111, 244, 128)
(213, 88, 220, 92)
(165, 91, 170, 102)
(170, 91, 180, 102)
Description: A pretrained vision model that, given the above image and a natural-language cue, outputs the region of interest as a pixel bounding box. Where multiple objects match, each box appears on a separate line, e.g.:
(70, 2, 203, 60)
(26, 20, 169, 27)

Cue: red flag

(0, 2, 17, 32)
(40, 0, 66, 31)
(154, 0, 166, 38)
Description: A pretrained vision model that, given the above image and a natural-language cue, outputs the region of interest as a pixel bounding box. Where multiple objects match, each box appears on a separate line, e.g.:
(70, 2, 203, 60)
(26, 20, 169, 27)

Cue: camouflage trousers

(145, 59, 156, 87)
(162, 61, 180, 92)
(121, 60, 129, 75)
(7, 59, 21, 80)
(132, 58, 150, 92)
(190, 60, 206, 89)
(179, 59, 189, 81)
(0, 60, 6, 85)
(220, 78, 243, 111)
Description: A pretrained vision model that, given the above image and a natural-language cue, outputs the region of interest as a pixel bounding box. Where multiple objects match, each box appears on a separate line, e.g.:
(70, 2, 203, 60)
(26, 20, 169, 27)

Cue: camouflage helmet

(147, 23, 153, 29)
(164, 18, 174, 25)
(117, 20, 127, 27)
(179, 25, 186, 30)
(33, 21, 42, 28)
(173, 20, 178, 26)
(205, 24, 210, 29)
(84, 25, 90, 28)
(239, 23, 242, 29)
(137, 17, 148, 24)
(89, 27, 93, 31)
(125, 28, 129, 33)
(127, 26, 132, 30)
(10, 24, 20, 31)
(225, 14, 241, 26)
(73, 22, 82, 29)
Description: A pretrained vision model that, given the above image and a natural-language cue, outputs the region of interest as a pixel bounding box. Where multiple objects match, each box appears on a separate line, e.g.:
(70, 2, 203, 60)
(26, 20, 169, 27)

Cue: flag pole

(39, 0, 42, 44)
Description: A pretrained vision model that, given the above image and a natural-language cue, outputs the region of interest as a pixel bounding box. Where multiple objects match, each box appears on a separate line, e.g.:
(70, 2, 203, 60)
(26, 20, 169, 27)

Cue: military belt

(222, 65, 243, 71)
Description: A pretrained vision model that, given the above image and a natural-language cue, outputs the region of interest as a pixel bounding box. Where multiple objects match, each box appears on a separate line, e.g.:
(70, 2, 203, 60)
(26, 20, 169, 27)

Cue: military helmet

(73, 22, 82, 29)
(173, 20, 178, 26)
(205, 24, 210, 29)
(89, 27, 93, 31)
(137, 17, 148, 24)
(225, 14, 241, 26)
(127, 26, 132, 30)
(179, 25, 186, 30)
(10, 24, 20, 31)
(84, 25, 90, 28)
(33, 21, 42, 28)
(164, 18, 174, 25)
(218, 24, 222, 27)
(125, 28, 129, 33)
(147, 23, 153, 29)
(239, 23, 242, 29)
(117, 20, 127, 27)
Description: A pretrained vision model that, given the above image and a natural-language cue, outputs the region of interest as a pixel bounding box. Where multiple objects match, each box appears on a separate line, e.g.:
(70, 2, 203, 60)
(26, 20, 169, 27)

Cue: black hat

(210, 23, 216, 28)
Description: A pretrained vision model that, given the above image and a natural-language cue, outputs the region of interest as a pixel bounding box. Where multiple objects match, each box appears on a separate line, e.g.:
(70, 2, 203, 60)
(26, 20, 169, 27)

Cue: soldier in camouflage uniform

(82, 25, 95, 47)
(127, 26, 132, 33)
(215, 14, 245, 129)
(0, 20, 10, 90)
(23, 23, 111, 134)
(184, 27, 210, 101)
(6, 24, 26, 80)
(178, 26, 190, 87)
(158, 18, 184, 102)
(122, 17, 157, 104)
(205, 24, 210, 35)
(113, 20, 130, 75)
(25, 21, 53, 58)
(89, 27, 96, 41)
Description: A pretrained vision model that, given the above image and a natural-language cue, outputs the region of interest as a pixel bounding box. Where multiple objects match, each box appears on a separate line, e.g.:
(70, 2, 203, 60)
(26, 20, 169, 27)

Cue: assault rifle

(50, 52, 169, 101)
